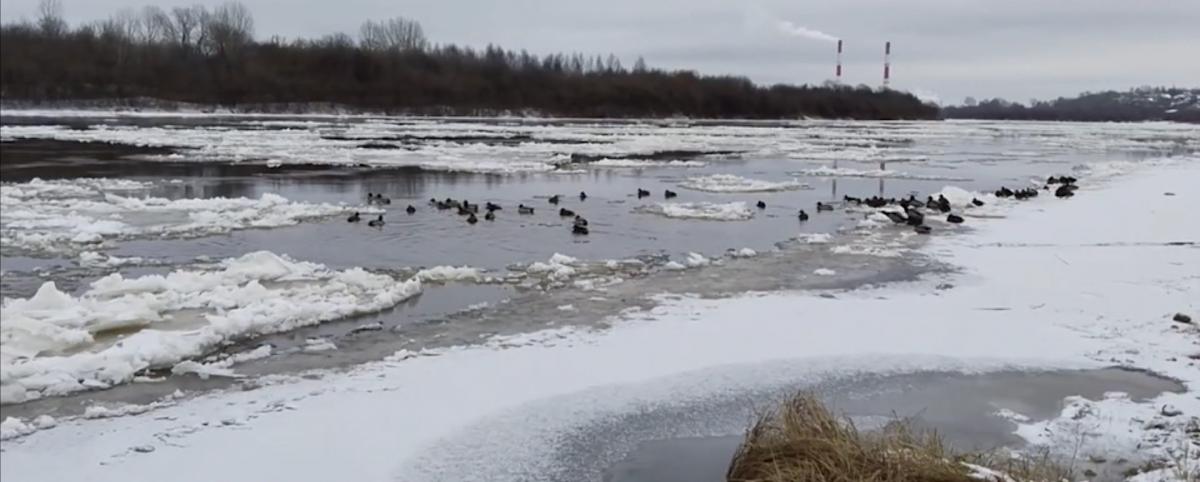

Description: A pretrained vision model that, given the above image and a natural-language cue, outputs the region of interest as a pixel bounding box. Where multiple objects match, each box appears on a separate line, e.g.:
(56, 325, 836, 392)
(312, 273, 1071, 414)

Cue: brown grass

(726, 392, 1073, 482)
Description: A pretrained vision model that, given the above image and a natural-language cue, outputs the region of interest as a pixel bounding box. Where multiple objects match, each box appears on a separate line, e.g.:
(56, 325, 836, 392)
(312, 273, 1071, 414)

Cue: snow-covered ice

(0, 178, 356, 254)
(678, 174, 810, 192)
(638, 202, 754, 221)
(0, 251, 421, 402)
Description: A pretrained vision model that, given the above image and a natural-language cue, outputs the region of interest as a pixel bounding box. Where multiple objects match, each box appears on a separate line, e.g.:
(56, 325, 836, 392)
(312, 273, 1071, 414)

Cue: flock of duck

(343, 175, 1080, 236)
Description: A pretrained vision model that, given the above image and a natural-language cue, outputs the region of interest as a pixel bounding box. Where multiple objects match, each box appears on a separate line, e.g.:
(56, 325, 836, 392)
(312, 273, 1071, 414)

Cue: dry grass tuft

(726, 392, 1073, 482)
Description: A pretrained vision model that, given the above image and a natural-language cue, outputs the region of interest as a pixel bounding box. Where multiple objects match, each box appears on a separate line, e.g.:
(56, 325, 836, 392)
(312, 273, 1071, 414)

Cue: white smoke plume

(776, 20, 839, 43)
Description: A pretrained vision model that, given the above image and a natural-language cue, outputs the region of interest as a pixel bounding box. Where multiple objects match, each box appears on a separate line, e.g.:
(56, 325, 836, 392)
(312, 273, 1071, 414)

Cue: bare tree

(36, 0, 67, 36)
(201, 2, 254, 58)
(632, 56, 648, 73)
(171, 5, 208, 50)
(141, 6, 176, 44)
(359, 17, 427, 53)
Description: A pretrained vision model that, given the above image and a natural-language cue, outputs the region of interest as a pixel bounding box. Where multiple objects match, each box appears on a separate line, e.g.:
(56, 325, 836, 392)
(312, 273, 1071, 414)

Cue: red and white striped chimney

(883, 41, 891, 88)
(835, 40, 843, 79)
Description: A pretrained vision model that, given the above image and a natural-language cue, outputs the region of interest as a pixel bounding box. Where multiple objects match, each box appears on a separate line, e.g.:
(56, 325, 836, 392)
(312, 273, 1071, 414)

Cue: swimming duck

(843, 195, 862, 205)
(559, 208, 576, 217)
(467, 213, 478, 224)
(1054, 184, 1075, 198)
(347, 212, 362, 222)
(936, 195, 951, 212)
(756, 200, 766, 209)
(798, 210, 809, 221)
(574, 215, 588, 227)
(865, 197, 888, 208)
(914, 225, 932, 235)
(995, 187, 1014, 198)
(485, 202, 501, 212)
(971, 198, 985, 207)
(548, 195, 561, 205)
(367, 192, 376, 202)
(947, 214, 964, 224)
(637, 189, 651, 198)
(429, 198, 439, 206)
(484, 211, 495, 221)
(579, 191, 588, 201)
(572, 224, 589, 235)
(816, 202, 834, 212)
(664, 190, 678, 199)
(518, 204, 535, 215)
(906, 195, 925, 209)
(1046, 176, 1060, 185)
(882, 211, 907, 224)
(905, 207, 925, 226)
(367, 215, 385, 227)
(380, 196, 391, 205)
(406, 205, 416, 214)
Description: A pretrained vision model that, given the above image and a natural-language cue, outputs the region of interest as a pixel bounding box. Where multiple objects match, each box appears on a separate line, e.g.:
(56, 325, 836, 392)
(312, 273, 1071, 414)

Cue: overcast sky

(2, 0, 1197, 104)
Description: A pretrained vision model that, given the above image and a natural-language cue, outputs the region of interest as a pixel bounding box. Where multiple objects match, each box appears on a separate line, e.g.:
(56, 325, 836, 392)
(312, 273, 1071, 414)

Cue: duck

(559, 208, 576, 217)
(1054, 184, 1075, 198)
(865, 197, 889, 208)
(484, 211, 495, 221)
(406, 205, 416, 215)
(572, 224, 589, 235)
(548, 195, 561, 205)
(462, 201, 478, 213)
(637, 188, 651, 198)
(664, 190, 678, 199)
(1046, 176, 1061, 185)
(347, 212, 362, 223)
(467, 213, 478, 224)
(906, 195, 925, 208)
(843, 195, 862, 205)
(518, 204, 535, 215)
(914, 225, 932, 235)
(995, 187, 1014, 198)
(579, 191, 588, 201)
(756, 200, 767, 209)
(485, 202, 502, 212)
(816, 202, 834, 212)
(367, 192, 376, 203)
(379, 196, 391, 205)
(457, 205, 472, 216)
(947, 214, 964, 224)
(573, 215, 588, 227)
(936, 195, 951, 212)
(905, 207, 925, 226)
(882, 210, 907, 224)
(971, 198, 985, 207)
(798, 210, 809, 221)
(367, 215, 385, 227)
(428, 198, 439, 206)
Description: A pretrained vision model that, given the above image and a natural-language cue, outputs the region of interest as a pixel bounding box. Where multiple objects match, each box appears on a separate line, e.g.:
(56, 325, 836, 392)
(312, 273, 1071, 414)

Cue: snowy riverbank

(1, 161, 1197, 481)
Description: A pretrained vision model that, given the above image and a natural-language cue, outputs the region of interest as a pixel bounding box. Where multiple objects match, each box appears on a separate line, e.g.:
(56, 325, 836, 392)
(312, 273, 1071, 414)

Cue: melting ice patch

(0, 251, 421, 403)
(793, 166, 969, 181)
(0, 178, 355, 254)
(679, 174, 811, 193)
(637, 202, 754, 221)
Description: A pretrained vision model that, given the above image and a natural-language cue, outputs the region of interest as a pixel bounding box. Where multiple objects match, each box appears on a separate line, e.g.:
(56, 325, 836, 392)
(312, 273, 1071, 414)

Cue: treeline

(0, 1, 937, 119)
(943, 88, 1200, 123)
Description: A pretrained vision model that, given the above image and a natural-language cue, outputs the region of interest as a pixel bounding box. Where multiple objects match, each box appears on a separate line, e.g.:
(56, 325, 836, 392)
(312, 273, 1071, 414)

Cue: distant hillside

(0, 3, 937, 120)
(943, 87, 1200, 123)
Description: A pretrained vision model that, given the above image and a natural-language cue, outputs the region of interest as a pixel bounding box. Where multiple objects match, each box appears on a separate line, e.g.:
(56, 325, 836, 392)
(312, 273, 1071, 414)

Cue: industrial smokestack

(883, 41, 891, 88)
(836, 40, 843, 79)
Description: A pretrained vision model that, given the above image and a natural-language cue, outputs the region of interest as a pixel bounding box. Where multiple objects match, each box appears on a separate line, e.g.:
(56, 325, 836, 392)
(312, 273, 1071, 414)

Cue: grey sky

(2, 0, 1197, 104)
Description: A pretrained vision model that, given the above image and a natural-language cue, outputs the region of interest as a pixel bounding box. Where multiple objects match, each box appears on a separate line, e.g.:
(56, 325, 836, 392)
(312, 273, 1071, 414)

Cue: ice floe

(0, 251, 421, 402)
(679, 174, 810, 193)
(637, 202, 754, 221)
(1, 178, 357, 255)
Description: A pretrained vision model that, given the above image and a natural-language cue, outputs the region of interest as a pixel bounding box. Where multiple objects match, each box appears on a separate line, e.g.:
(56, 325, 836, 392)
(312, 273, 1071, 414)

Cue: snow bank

(728, 248, 758, 258)
(525, 253, 581, 282)
(813, 268, 836, 276)
(638, 202, 754, 221)
(1, 178, 354, 254)
(0, 251, 420, 402)
(679, 174, 810, 193)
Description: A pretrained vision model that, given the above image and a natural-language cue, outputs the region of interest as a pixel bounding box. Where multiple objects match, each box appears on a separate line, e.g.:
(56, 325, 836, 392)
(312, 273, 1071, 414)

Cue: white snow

(639, 202, 754, 221)
(728, 248, 758, 258)
(525, 253, 581, 282)
(1, 178, 356, 254)
(589, 159, 706, 168)
(679, 174, 810, 193)
(0, 251, 421, 402)
(813, 268, 837, 276)
(414, 266, 484, 283)
(796, 233, 833, 244)
(78, 251, 146, 268)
